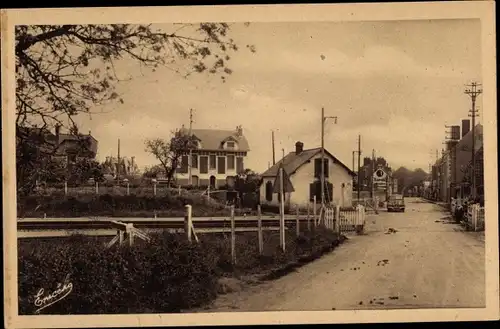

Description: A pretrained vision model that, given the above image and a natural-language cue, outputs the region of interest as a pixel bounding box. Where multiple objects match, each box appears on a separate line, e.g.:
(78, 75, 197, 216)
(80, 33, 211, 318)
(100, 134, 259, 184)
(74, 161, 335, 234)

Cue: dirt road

(205, 198, 485, 311)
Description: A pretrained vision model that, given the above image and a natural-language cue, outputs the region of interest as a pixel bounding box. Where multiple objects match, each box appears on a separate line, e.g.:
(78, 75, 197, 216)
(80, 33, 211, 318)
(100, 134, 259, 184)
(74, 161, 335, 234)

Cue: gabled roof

(261, 147, 356, 178)
(185, 128, 250, 151)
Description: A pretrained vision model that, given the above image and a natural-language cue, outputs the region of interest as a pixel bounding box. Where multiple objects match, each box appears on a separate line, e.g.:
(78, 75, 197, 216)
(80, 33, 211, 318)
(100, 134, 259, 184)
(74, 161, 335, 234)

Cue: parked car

(387, 194, 405, 212)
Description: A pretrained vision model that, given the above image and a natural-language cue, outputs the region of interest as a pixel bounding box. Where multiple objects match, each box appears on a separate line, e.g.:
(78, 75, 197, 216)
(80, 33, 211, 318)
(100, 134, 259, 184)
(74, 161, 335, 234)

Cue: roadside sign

(273, 164, 295, 193)
(373, 168, 387, 180)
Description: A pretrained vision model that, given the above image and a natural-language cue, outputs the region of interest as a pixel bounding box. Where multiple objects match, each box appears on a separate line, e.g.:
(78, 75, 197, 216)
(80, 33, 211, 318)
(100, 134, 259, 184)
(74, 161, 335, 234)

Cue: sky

(73, 19, 482, 173)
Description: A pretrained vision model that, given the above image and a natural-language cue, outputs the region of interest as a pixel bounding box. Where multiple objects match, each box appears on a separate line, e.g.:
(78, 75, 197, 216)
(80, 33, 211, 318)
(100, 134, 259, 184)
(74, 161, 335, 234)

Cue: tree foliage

(15, 23, 251, 195)
(393, 167, 429, 193)
(16, 23, 248, 131)
(144, 130, 197, 185)
(67, 158, 105, 185)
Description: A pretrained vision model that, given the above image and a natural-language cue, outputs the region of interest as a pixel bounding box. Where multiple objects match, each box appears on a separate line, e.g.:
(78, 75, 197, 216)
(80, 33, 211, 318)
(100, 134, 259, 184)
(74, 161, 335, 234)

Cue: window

(179, 155, 189, 173)
(265, 181, 273, 201)
(217, 156, 226, 174)
(309, 181, 333, 203)
(209, 154, 216, 169)
(226, 141, 235, 148)
(236, 157, 244, 174)
(314, 158, 329, 178)
(200, 156, 208, 174)
(192, 154, 198, 168)
(227, 155, 235, 170)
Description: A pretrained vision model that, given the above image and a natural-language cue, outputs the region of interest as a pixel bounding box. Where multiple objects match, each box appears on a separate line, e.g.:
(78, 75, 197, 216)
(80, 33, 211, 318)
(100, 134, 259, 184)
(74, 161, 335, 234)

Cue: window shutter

(327, 182, 333, 203)
(309, 183, 315, 202)
(314, 159, 321, 178)
(324, 159, 329, 178)
(266, 181, 273, 201)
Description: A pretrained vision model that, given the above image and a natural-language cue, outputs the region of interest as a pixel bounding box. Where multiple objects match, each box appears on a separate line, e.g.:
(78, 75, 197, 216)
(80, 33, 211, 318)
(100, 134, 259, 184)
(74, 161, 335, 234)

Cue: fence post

(307, 203, 311, 231)
(178, 185, 181, 196)
(313, 195, 317, 227)
(127, 182, 130, 196)
(257, 205, 263, 255)
(230, 205, 236, 265)
(296, 206, 300, 236)
(472, 204, 478, 231)
(126, 224, 134, 247)
(184, 205, 192, 243)
(335, 205, 341, 235)
(64, 181, 68, 195)
(119, 229, 124, 245)
(95, 181, 99, 194)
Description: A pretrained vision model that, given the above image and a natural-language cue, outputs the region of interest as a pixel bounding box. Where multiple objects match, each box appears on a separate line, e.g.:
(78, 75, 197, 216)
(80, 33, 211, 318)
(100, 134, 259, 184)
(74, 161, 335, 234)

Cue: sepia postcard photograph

(2, 1, 499, 328)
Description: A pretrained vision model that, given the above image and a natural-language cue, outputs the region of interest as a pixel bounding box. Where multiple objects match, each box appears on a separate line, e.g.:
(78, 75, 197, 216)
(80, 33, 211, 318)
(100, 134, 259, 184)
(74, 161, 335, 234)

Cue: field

(18, 225, 345, 314)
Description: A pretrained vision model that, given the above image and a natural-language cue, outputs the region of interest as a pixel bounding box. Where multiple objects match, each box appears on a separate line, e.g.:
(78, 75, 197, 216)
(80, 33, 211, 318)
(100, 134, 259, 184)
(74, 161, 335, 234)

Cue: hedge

(18, 227, 345, 314)
(17, 193, 255, 218)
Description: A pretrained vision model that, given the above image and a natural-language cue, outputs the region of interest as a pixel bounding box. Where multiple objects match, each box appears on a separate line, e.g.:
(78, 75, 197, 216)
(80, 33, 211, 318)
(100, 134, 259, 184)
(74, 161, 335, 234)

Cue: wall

(259, 153, 353, 208)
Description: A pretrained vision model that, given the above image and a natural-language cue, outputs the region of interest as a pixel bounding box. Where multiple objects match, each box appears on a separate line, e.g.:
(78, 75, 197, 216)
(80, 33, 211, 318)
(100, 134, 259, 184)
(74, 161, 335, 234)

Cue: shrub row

(18, 227, 344, 314)
(17, 194, 234, 218)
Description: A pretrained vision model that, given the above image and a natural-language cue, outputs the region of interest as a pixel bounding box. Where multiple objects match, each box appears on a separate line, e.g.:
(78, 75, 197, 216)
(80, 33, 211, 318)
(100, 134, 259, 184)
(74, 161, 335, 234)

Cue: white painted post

(126, 224, 134, 247)
(257, 205, 263, 255)
(154, 183, 157, 196)
(307, 202, 311, 231)
(185, 205, 192, 242)
(127, 182, 130, 196)
(95, 181, 99, 194)
(472, 204, 478, 231)
(178, 185, 181, 196)
(230, 205, 236, 265)
(207, 185, 211, 199)
(335, 205, 341, 235)
(296, 206, 300, 236)
(119, 230, 124, 245)
(313, 195, 317, 227)
(64, 181, 68, 195)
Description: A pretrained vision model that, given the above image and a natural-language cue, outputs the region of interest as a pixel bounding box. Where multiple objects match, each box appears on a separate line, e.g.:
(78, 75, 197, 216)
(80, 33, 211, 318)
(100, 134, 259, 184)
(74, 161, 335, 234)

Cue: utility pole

(357, 135, 361, 201)
(370, 149, 375, 198)
(188, 108, 194, 185)
(117, 138, 121, 184)
(320, 107, 338, 208)
(272, 131, 276, 165)
(465, 82, 482, 200)
(282, 148, 285, 160)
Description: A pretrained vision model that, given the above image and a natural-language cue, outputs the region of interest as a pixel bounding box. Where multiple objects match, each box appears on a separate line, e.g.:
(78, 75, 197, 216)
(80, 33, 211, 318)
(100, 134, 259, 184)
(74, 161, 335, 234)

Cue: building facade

(174, 126, 250, 188)
(432, 119, 483, 202)
(259, 141, 356, 209)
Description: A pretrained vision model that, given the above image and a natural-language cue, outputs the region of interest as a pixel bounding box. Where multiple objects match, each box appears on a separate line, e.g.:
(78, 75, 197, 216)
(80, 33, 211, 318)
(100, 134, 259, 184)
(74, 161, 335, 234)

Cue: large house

(259, 141, 356, 208)
(18, 125, 98, 165)
(174, 126, 250, 188)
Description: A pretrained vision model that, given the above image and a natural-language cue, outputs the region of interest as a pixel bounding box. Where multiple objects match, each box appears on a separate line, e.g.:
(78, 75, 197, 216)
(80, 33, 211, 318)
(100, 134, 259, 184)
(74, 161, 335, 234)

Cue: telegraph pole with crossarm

(464, 82, 482, 200)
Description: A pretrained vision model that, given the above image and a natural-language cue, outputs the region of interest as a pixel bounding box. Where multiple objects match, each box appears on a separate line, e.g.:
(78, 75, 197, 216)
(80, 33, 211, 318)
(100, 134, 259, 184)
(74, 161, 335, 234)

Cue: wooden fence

(464, 203, 485, 232)
(105, 201, 367, 265)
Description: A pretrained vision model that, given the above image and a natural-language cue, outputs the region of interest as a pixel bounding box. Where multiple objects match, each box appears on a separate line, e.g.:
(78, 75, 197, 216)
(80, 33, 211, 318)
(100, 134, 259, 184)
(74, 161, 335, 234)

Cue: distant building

(259, 141, 356, 208)
(174, 126, 250, 188)
(102, 156, 139, 178)
(433, 119, 483, 202)
(19, 125, 98, 166)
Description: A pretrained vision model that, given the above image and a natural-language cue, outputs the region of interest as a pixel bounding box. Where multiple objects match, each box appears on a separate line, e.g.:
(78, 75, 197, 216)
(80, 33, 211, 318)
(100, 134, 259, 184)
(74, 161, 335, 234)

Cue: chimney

(295, 141, 304, 155)
(461, 119, 470, 138)
(235, 125, 243, 137)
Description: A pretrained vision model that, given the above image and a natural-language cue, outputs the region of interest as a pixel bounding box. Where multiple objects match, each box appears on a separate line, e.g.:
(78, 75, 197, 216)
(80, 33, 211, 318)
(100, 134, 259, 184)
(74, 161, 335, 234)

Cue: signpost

(273, 163, 294, 252)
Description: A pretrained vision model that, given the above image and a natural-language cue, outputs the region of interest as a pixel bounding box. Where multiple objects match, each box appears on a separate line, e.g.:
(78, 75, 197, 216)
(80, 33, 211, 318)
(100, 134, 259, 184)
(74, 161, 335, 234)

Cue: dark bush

(18, 232, 219, 314)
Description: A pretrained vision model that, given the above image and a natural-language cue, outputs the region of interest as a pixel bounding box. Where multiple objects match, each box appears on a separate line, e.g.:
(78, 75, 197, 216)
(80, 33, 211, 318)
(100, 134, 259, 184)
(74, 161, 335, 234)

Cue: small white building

(260, 141, 356, 208)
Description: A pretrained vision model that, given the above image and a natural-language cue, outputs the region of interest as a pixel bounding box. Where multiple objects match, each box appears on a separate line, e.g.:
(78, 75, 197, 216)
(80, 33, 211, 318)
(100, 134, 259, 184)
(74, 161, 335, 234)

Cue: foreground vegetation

(18, 226, 345, 314)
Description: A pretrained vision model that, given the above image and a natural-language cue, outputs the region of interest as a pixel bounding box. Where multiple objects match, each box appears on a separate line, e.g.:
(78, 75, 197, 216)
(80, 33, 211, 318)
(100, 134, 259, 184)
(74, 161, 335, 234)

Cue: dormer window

(226, 141, 235, 148)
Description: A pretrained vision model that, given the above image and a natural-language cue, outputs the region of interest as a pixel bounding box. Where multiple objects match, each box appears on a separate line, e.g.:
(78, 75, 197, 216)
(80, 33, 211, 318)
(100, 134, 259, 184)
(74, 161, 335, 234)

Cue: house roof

(184, 128, 250, 151)
(261, 147, 356, 178)
(18, 126, 98, 155)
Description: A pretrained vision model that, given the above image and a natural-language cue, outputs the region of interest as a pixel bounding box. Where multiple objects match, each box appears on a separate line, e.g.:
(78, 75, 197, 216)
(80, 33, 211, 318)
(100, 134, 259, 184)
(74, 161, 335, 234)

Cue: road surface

(205, 198, 485, 311)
